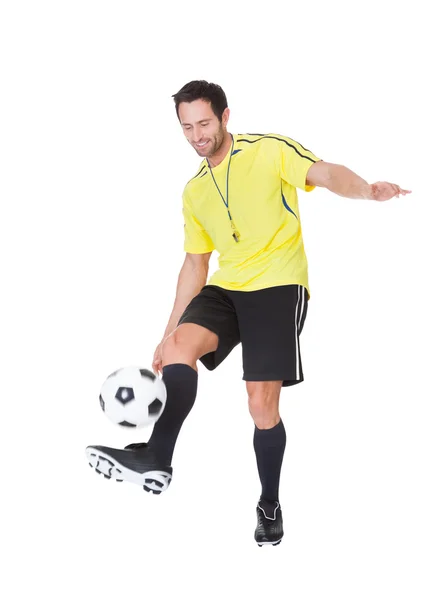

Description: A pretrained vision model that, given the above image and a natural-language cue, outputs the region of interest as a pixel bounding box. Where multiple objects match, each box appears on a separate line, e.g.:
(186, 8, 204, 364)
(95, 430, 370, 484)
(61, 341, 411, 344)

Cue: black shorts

(177, 284, 309, 387)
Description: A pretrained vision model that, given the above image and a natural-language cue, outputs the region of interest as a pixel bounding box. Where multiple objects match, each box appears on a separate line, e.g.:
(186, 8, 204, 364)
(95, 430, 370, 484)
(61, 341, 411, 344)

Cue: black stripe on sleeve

(274, 134, 314, 154)
(237, 135, 317, 163)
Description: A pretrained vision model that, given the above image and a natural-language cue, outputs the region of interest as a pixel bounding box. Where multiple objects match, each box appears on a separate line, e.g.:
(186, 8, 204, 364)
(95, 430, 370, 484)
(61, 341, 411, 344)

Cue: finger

(390, 183, 400, 197)
(393, 184, 412, 197)
(391, 185, 400, 198)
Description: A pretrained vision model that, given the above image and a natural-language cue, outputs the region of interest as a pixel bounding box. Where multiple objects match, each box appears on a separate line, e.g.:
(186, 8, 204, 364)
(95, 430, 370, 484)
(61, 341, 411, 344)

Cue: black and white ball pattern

(99, 366, 166, 428)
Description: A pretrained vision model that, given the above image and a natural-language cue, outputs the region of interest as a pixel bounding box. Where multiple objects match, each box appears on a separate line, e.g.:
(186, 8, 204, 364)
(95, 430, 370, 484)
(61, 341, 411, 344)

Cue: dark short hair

(172, 80, 228, 122)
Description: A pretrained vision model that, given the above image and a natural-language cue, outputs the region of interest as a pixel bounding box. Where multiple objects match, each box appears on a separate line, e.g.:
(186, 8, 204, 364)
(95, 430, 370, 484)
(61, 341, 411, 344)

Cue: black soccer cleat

(85, 442, 172, 494)
(254, 499, 284, 546)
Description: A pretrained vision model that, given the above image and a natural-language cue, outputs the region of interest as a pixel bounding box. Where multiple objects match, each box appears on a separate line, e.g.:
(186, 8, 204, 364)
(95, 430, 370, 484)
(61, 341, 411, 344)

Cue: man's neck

(207, 132, 233, 168)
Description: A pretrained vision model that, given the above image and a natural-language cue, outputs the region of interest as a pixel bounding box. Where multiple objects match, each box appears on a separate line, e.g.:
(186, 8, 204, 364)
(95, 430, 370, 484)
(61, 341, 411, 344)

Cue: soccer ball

(99, 366, 166, 428)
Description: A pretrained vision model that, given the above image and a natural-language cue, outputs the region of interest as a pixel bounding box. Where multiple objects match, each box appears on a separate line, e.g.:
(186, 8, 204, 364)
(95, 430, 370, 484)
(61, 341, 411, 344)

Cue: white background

(1, 1, 437, 598)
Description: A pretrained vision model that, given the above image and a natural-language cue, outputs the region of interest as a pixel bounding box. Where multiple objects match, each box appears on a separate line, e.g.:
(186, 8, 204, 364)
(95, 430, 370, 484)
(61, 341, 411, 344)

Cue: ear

(222, 107, 230, 127)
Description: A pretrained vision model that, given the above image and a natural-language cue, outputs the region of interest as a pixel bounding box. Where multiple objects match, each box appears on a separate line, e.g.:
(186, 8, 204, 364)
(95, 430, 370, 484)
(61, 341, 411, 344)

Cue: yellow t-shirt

(182, 133, 321, 298)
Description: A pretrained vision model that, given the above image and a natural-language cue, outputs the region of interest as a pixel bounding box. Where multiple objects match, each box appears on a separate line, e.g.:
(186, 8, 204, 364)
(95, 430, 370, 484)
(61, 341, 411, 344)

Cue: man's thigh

(230, 284, 308, 387)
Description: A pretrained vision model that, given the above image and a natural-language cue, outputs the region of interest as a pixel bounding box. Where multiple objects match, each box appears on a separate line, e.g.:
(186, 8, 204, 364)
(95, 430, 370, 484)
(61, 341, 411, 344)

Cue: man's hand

(370, 181, 412, 202)
(152, 341, 164, 376)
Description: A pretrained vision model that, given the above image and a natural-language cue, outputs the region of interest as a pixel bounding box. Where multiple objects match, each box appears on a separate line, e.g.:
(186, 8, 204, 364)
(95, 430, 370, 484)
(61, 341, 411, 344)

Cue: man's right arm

(160, 251, 212, 341)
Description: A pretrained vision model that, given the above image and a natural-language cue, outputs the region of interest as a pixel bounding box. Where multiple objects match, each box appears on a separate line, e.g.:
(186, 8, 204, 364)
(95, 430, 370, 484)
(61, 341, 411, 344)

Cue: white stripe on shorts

(295, 286, 305, 380)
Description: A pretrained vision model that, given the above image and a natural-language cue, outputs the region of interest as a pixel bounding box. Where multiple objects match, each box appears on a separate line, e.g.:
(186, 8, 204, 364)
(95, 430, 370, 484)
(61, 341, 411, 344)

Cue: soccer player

(86, 81, 411, 546)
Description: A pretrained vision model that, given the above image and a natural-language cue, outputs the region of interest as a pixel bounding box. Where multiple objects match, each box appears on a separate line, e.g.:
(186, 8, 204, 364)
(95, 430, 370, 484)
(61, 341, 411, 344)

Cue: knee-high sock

(148, 363, 198, 465)
(253, 419, 286, 503)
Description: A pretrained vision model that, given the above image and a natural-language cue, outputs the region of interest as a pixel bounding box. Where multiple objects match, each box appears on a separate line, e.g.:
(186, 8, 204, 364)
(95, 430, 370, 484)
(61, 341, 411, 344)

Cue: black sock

(253, 419, 286, 504)
(148, 363, 198, 465)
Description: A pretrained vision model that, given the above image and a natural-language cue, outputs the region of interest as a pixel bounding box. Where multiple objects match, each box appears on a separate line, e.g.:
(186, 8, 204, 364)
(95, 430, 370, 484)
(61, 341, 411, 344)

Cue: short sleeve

(276, 136, 322, 192)
(182, 191, 215, 254)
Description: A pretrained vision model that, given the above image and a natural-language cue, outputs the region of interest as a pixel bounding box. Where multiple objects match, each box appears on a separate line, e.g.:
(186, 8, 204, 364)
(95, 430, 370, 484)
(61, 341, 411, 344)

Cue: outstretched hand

(370, 182, 412, 202)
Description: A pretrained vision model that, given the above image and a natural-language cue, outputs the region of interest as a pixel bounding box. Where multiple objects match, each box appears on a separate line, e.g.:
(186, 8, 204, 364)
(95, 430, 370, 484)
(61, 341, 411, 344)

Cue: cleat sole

(256, 538, 283, 547)
(86, 447, 172, 494)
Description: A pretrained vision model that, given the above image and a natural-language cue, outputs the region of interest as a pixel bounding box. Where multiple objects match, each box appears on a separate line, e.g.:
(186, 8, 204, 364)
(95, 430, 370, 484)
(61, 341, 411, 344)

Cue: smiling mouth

(195, 141, 209, 148)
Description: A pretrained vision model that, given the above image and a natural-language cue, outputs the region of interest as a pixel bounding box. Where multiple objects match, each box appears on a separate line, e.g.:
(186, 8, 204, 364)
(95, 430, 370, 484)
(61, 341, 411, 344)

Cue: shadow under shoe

(85, 442, 172, 494)
(254, 498, 284, 546)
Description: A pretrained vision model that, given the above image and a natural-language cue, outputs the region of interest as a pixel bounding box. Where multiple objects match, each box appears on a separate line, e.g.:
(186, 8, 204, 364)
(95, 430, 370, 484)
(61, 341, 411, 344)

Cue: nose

(192, 126, 203, 142)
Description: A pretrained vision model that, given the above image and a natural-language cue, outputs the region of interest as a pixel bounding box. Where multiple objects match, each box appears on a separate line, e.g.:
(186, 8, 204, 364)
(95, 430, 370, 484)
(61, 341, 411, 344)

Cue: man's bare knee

(161, 323, 218, 367)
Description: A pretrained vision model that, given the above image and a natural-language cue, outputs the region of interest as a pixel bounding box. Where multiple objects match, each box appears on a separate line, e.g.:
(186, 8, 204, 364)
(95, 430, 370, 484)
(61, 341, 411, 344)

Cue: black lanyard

(207, 134, 240, 242)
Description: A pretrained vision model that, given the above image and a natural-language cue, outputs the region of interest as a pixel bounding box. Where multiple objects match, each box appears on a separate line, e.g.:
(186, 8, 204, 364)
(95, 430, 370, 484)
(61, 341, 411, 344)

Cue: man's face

(178, 99, 228, 158)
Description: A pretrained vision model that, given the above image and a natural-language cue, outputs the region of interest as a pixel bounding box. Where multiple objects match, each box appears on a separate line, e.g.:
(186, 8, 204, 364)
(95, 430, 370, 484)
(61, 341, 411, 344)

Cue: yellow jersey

(182, 133, 321, 298)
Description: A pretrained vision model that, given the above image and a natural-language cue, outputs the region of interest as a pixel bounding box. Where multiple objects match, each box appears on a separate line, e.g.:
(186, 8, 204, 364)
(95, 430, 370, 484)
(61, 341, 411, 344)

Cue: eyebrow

(181, 118, 212, 126)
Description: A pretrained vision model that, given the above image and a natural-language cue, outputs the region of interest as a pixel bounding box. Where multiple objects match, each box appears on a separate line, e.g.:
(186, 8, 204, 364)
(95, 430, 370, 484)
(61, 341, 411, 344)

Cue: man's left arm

(306, 161, 412, 202)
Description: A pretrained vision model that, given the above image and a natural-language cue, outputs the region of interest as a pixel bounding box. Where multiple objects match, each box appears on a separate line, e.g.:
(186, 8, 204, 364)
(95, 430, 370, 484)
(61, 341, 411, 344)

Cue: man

(86, 81, 411, 547)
